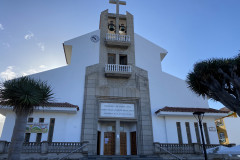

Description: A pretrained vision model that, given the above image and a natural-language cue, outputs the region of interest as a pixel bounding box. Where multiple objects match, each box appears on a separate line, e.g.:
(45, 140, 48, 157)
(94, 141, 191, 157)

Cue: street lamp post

(193, 111, 208, 160)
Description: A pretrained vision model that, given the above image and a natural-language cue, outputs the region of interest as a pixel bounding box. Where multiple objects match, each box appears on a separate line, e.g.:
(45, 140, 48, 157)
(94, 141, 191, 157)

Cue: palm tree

(0, 77, 53, 160)
(187, 54, 240, 116)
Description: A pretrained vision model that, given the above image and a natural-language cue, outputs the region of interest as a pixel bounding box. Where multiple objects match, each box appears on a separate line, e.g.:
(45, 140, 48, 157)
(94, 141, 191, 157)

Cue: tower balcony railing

(106, 33, 131, 42)
(105, 64, 132, 78)
(105, 33, 131, 48)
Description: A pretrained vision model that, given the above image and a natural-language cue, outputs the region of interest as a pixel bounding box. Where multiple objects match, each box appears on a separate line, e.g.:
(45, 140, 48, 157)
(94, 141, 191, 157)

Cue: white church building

(0, 1, 228, 158)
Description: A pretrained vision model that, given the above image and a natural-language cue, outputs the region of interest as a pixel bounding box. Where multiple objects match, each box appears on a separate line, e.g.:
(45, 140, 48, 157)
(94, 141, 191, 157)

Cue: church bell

(119, 24, 125, 32)
(108, 21, 115, 31)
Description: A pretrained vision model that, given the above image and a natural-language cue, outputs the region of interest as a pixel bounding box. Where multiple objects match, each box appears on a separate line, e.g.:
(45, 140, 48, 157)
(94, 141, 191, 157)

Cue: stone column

(193, 143, 201, 154)
(116, 53, 119, 65)
(116, 15, 119, 35)
(41, 141, 48, 154)
(115, 120, 120, 155)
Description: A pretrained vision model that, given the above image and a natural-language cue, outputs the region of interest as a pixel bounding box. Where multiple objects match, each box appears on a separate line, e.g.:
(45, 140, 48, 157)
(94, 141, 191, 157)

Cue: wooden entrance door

(104, 132, 115, 155)
(120, 132, 127, 155)
(130, 131, 137, 155)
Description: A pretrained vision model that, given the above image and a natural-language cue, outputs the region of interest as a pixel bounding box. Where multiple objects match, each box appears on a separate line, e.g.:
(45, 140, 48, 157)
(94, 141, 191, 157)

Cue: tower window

(108, 54, 116, 64)
(119, 55, 127, 65)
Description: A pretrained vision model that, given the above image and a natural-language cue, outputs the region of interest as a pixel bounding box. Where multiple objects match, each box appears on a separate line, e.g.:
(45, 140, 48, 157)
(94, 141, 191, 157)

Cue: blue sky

(1, 0, 240, 109)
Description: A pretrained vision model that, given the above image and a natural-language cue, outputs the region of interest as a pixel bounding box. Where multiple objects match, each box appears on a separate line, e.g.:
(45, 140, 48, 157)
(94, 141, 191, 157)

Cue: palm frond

(0, 76, 54, 114)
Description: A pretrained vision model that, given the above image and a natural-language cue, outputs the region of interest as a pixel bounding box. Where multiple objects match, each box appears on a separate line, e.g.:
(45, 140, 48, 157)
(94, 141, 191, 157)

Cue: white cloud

(37, 42, 45, 51)
(0, 64, 50, 81)
(0, 66, 17, 80)
(39, 65, 47, 69)
(21, 69, 38, 76)
(0, 24, 4, 30)
(0, 65, 49, 81)
(2, 42, 10, 48)
(24, 32, 34, 40)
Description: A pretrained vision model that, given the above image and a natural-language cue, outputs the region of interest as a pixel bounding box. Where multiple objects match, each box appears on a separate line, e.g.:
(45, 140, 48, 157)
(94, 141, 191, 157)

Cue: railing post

(153, 143, 160, 154)
(82, 142, 88, 154)
(41, 141, 48, 154)
(193, 143, 201, 154)
(117, 34, 119, 41)
(0, 141, 6, 153)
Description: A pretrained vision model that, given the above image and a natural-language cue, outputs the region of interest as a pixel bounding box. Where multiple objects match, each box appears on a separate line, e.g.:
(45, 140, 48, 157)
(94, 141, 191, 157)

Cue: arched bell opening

(108, 18, 116, 34)
(108, 21, 115, 32)
(119, 19, 127, 35)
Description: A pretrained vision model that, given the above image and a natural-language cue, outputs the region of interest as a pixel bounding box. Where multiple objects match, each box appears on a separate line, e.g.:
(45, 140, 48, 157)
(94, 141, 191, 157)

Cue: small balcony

(105, 64, 132, 78)
(105, 33, 131, 48)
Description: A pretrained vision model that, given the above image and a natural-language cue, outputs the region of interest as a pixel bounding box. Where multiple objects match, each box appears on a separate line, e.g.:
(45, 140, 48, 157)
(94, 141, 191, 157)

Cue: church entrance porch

(97, 121, 137, 155)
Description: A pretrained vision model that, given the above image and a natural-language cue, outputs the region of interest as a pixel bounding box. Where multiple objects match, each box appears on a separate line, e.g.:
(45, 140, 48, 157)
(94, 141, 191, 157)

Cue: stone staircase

(81, 155, 165, 160)
(79, 155, 240, 160)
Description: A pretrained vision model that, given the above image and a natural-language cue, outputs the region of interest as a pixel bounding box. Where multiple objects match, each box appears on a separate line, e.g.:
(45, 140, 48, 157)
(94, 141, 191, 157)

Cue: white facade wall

(152, 115, 167, 143)
(0, 31, 220, 145)
(153, 116, 219, 144)
(30, 30, 100, 142)
(0, 30, 100, 142)
(0, 114, 5, 137)
(224, 117, 240, 145)
(0, 112, 15, 141)
(135, 33, 209, 111)
(0, 111, 80, 142)
(134, 33, 211, 143)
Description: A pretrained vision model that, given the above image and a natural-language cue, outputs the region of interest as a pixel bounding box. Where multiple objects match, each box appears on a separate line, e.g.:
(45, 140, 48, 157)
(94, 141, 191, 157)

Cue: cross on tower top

(109, 0, 126, 15)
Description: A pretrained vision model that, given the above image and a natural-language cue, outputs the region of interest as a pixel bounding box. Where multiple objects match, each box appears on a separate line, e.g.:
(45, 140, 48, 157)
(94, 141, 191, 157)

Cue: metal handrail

(58, 143, 88, 160)
(158, 146, 183, 160)
(154, 142, 183, 160)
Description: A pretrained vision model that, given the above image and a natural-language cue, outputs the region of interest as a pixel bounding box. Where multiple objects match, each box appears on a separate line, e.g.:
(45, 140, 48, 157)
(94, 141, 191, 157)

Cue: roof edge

(155, 106, 229, 114)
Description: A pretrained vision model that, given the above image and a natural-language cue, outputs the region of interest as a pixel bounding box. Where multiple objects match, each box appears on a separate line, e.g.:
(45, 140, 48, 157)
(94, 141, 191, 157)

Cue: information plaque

(100, 103, 135, 118)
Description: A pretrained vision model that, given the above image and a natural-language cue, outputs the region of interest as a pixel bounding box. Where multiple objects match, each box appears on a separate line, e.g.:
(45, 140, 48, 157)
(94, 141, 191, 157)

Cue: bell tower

(99, 0, 135, 75)
(81, 0, 154, 156)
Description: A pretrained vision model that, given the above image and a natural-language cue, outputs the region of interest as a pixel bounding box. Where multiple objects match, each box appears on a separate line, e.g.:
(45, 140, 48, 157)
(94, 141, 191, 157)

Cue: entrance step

(82, 155, 164, 160)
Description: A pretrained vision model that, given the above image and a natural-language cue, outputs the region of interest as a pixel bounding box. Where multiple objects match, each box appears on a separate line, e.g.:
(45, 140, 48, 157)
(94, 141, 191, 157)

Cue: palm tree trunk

(8, 112, 28, 160)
